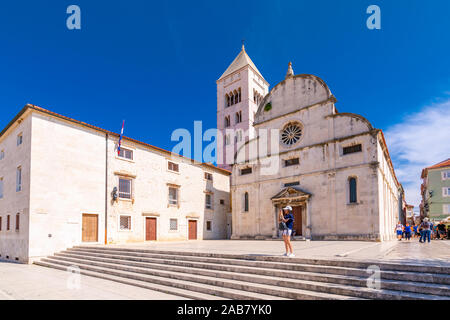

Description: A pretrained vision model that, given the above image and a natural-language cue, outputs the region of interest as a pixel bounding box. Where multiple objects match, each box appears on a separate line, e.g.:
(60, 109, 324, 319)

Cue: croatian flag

(117, 120, 125, 156)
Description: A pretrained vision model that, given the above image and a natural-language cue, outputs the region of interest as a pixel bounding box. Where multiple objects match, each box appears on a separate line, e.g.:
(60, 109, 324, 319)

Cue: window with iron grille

(284, 181, 300, 187)
(206, 221, 212, 231)
(168, 187, 178, 205)
(168, 161, 179, 172)
(343, 144, 362, 155)
(119, 178, 132, 199)
(205, 194, 212, 209)
(204, 172, 213, 181)
(240, 167, 252, 175)
(118, 147, 133, 160)
(284, 158, 299, 167)
(119, 216, 131, 230)
(169, 219, 178, 231)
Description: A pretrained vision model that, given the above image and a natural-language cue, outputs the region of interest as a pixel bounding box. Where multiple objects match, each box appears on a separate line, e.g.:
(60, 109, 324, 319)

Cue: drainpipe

(105, 133, 108, 244)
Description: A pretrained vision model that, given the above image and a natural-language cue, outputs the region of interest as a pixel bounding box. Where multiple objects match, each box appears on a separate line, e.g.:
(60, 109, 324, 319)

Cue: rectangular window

(118, 147, 133, 160)
(206, 221, 212, 231)
(240, 167, 252, 175)
(205, 194, 212, 209)
(17, 134, 23, 146)
(16, 167, 22, 192)
(285, 158, 299, 167)
(169, 219, 178, 231)
(7, 215, 10, 231)
(168, 161, 179, 172)
(444, 204, 450, 214)
(220, 199, 225, 205)
(119, 215, 131, 230)
(118, 178, 132, 199)
(443, 187, 450, 197)
(0, 178, 3, 199)
(343, 144, 362, 155)
(168, 187, 178, 205)
(0, 216, 2, 231)
(0, 150, 4, 160)
(284, 181, 300, 187)
(204, 172, 213, 181)
(442, 171, 450, 180)
(16, 214, 19, 231)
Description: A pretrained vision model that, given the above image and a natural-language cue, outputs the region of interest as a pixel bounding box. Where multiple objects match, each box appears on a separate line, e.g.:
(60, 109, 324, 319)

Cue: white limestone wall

(28, 112, 107, 261)
(376, 137, 399, 241)
(106, 138, 230, 243)
(0, 112, 32, 263)
(232, 133, 380, 240)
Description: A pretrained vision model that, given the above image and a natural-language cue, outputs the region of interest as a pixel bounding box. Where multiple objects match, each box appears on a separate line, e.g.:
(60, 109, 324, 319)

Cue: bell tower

(216, 45, 269, 170)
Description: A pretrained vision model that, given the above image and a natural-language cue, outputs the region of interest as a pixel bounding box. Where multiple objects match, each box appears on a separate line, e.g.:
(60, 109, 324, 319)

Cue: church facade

(218, 47, 401, 241)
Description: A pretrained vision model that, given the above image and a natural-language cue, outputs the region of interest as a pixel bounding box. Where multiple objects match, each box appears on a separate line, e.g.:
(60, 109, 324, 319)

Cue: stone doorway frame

(271, 187, 312, 239)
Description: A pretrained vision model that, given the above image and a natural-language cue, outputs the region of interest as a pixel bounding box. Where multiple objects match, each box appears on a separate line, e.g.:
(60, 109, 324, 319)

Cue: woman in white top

(394, 221, 404, 241)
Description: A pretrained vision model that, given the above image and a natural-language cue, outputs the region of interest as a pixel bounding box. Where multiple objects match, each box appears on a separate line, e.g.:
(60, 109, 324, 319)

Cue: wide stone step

(47, 254, 445, 300)
(56, 251, 450, 297)
(33, 260, 222, 300)
(38, 256, 358, 300)
(67, 248, 450, 286)
(73, 246, 450, 274)
(34, 259, 284, 300)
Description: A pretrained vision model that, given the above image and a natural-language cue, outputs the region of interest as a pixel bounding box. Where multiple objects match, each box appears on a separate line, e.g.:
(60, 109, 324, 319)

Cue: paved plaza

(95, 239, 450, 265)
(0, 240, 449, 300)
(0, 261, 185, 300)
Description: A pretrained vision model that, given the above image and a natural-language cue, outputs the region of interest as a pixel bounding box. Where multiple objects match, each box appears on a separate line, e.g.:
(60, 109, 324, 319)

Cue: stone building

(0, 105, 231, 263)
(216, 45, 269, 171)
(219, 49, 402, 241)
(420, 158, 450, 221)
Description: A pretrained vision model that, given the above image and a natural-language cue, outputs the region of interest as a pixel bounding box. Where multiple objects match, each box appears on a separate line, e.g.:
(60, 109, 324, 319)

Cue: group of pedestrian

(395, 218, 449, 243)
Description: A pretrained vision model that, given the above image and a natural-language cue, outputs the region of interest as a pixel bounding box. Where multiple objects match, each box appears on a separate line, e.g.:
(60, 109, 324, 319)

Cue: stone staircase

(34, 246, 450, 300)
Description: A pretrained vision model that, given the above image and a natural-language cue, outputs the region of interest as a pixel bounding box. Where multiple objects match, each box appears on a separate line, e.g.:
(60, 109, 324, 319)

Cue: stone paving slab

(0, 261, 187, 300)
(84, 240, 450, 266)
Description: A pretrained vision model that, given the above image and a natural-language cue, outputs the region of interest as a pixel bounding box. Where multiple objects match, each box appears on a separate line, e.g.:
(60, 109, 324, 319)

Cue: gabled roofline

(0, 104, 231, 176)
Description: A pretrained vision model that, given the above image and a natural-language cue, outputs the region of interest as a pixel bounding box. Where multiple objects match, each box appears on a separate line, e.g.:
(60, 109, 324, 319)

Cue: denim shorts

(282, 229, 292, 236)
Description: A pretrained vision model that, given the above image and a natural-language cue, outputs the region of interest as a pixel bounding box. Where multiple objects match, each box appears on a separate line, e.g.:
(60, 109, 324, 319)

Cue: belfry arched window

(349, 177, 357, 203)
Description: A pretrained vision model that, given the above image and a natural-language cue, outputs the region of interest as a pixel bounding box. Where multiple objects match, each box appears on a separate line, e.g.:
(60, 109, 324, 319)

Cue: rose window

(281, 123, 302, 146)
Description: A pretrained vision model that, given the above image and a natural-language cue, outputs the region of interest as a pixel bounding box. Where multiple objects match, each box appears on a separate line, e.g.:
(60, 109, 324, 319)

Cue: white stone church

(217, 46, 401, 241)
(0, 45, 402, 263)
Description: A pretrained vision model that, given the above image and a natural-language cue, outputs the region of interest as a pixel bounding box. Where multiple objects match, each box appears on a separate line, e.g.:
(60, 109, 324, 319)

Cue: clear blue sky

(0, 0, 449, 167)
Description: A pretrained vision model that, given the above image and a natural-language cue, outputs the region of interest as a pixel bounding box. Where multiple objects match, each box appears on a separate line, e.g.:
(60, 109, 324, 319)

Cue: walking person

(279, 206, 295, 257)
(395, 221, 404, 241)
(404, 223, 412, 241)
(420, 218, 431, 243)
(413, 224, 418, 238)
